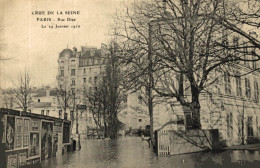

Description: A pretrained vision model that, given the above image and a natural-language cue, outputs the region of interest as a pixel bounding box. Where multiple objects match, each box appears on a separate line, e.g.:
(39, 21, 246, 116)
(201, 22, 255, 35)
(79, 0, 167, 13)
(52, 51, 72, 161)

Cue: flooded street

(41, 136, 260, 168)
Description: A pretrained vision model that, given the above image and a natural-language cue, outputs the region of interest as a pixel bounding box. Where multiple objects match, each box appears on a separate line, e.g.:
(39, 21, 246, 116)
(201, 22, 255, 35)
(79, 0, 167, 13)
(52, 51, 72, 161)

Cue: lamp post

(148, 20, 155, 147)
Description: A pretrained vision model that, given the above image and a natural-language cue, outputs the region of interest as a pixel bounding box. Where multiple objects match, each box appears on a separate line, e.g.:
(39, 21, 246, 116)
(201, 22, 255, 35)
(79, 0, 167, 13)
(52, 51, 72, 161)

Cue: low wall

(157, 129, 220, 156)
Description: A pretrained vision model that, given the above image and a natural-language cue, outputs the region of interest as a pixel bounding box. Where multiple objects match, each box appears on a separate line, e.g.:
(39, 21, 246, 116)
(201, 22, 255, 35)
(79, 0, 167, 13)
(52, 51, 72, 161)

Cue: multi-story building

(153, 49, 260, 146)
(56, 44, 150, 135)
(29, 87, 58, 117)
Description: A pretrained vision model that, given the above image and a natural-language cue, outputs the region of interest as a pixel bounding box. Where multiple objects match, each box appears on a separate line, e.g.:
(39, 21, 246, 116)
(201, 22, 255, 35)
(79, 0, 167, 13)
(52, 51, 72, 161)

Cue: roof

(80, 49, 101, 59)
(0, 108, 70, 122)
(50, 90, 57, 96)
(31, 102, 52, 108)
(35, 89, 46, 97)
(35, 88, 57, 97)
(59, 48, 74, 58)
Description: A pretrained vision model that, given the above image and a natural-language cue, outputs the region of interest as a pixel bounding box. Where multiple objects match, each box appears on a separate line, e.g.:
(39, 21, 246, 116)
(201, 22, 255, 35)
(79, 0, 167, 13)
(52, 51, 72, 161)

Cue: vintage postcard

(0, 0, 260, 168)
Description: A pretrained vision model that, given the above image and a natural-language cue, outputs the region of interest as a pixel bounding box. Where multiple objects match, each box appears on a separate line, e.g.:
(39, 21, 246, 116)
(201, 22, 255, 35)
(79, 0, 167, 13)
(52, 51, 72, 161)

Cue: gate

(157, 129, 171, 156)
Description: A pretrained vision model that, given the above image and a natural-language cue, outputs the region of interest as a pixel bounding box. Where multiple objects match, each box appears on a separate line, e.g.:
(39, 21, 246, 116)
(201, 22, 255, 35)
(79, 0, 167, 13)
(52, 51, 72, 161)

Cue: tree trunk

(190, 84, 201, 129)
(149, 97, 154, 146)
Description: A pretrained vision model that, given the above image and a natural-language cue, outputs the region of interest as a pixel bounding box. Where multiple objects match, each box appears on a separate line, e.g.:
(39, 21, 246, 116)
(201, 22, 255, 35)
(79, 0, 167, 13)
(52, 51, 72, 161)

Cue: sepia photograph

(0, 0, 260, 167)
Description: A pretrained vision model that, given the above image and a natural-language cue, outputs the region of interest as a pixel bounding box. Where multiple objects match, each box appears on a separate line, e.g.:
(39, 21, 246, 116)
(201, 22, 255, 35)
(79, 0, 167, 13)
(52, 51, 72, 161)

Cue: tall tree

(84, 41, 125, 139)
(112, 0, 259, 130)
(13, 71, 33, 112)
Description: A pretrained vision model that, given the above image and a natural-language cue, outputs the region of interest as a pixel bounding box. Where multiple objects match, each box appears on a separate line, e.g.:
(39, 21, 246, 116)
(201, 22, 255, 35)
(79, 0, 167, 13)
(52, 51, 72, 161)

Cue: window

(83, 78, 86, 84)
(245, 78, 251, 99)
(46, 110, 49, 116)
(253, 62, 257, 70)
(237, 115, 243, 138)
(247, 116, 254, 137)
(177, 115, 184, 125)
(227, 113, 233, 138)
(84, 68, 86, 74)
(243, 44, 249, 66)
(139, 119, 142, 122)
(184, 77, 191, 95)
(224, 73, 231, 95)
(185, 114, 192, 130)
(123, 95, 128, 103)
(61, 70, 64, 77)
(41, 110, 45, 115)
(70, 110, 74, 121)
(71, 79, 75, 86)
(236, 77, 242, 97)
(71, 60, 75, 62)
(233, 37, 239, 56)
(64, 113, 68, 120)
(59, 110, 62, 118)
(254, 81, 259, 102)
(38, 99, 40, 102)
(94, 87, 97, 92)
(233, 37, 239, 48)
(177, 115, 185, 130)
(89, 77, 92, 83)
(94, 76, 97, 85)
(71, 69, 76, 76)
(138, 95, 143, 105)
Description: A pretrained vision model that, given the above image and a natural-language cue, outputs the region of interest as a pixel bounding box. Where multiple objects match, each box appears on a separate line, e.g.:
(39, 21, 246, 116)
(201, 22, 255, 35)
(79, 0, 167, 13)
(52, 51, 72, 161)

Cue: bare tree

(84, 84, 105, 138)
(13, 71, 33, 112)
(55, 85, 80, 137)
(84, 41, 125, 139)
(112, 0, 259, 131)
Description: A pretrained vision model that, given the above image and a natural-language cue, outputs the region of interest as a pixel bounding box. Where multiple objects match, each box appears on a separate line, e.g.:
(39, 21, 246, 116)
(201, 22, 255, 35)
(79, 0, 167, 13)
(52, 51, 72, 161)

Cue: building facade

(153, 60, 260, 146)
(56, 44, 150, 135)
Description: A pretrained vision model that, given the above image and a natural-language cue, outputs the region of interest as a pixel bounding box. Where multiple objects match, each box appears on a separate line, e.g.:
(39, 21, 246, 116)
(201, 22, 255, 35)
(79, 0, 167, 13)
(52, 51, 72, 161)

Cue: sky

(0, 0, 127, 89)
(0, 0, 258, 89)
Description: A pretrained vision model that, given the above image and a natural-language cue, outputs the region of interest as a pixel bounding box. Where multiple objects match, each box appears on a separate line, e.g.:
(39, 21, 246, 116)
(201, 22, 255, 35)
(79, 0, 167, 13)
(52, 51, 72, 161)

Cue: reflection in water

(41, 137, 260, 168)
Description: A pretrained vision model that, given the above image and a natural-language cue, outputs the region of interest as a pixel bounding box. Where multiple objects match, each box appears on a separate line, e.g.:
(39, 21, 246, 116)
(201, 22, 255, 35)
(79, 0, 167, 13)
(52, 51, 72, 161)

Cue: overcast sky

(0, 0, 127, 89)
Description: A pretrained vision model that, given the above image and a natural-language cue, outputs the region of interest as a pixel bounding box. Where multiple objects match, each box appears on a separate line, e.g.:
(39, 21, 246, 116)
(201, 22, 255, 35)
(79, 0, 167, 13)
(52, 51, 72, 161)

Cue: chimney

(46, 88, 50, 97)
(73, 47, 77, 55)
(81, 46, 87, 54)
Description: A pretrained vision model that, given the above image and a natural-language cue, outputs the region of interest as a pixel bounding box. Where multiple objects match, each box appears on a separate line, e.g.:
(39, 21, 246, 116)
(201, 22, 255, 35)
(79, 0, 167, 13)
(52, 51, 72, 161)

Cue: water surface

(41, 136, 260, 168)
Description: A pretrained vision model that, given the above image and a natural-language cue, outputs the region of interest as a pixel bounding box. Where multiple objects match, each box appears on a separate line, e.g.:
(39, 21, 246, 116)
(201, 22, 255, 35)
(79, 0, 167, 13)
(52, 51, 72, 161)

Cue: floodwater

(41, 136, 260, 168)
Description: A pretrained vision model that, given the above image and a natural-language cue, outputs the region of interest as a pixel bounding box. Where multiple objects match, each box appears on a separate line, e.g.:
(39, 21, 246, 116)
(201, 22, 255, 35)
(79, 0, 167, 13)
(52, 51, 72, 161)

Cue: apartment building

(56, 44, 150, 134)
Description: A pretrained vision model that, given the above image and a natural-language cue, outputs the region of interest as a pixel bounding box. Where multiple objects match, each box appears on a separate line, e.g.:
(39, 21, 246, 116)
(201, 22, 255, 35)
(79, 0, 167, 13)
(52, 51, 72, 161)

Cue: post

(242, 98, 245, 145)
(148, 22, 154, 147)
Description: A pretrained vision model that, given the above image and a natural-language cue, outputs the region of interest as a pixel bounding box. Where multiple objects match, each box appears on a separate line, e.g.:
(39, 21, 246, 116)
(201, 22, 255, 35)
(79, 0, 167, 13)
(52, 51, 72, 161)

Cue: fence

(157, 129, 171, 156)
(156, 127, 220, 156)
